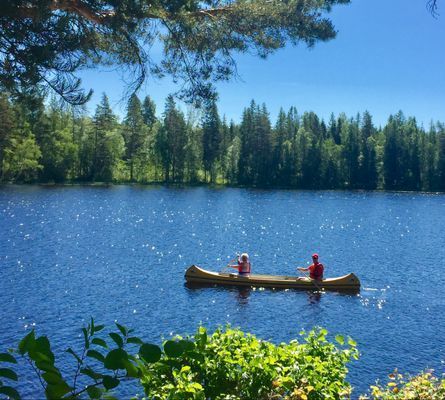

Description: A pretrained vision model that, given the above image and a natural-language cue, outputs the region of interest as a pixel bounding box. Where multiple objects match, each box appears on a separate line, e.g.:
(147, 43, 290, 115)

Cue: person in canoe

(297, 253, 324, 280)
(229, 253, 251, 275)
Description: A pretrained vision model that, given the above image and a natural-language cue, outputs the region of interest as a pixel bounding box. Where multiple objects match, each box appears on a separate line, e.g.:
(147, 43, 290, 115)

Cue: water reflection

(185, 283, 252, 305)
(306, 291, 323, 304)
(185, 282, 330, 306)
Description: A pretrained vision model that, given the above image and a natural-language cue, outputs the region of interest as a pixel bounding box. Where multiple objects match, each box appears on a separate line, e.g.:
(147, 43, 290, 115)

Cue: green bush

(0, 318, 159, 400)
(359, 370, 445, 400)
(0, 322, 359, 400)
(2, 320, 443, 400)
(139, 326, 358, 400)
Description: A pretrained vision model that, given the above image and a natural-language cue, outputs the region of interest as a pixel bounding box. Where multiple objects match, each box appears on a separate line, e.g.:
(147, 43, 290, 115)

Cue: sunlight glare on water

(0, 185, 444, 397)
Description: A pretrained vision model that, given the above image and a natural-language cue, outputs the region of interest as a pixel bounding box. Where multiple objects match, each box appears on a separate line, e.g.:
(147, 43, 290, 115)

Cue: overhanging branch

(2, 1, 234, 25)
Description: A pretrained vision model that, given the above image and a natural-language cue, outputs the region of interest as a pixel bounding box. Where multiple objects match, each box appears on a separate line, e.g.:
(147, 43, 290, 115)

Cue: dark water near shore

(1, 185, 444, 398)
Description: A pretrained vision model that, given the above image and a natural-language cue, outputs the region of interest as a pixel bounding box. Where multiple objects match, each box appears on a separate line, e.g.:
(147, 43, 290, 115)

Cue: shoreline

(0, 181, 444, 195)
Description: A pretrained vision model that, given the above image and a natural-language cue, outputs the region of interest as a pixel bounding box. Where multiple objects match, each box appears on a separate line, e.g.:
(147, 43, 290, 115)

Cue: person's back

(237, 253, 251, 275)
(309, 254, 324, 279)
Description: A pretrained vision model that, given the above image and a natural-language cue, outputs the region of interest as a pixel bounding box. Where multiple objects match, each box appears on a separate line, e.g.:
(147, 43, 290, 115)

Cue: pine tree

(437, 123, 445, 191)
(0, 94, 15, 179)
(254, 104, 273, 186)
(238, 102, 255, 185)
(383, 114, 401, 190)
(358, 111, 378, 189)
(202, 100, 222, 183)
(123, 94, 147, 181)
(160, 95, 187, 182)
(142, 96, 157, 128)
(92, 94, 121, 181)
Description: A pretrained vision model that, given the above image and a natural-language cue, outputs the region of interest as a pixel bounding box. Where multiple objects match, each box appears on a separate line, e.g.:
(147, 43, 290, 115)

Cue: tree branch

(427, 0, 439, 17)
(2, 1, 234, 25)
(3, 0, 114, 24)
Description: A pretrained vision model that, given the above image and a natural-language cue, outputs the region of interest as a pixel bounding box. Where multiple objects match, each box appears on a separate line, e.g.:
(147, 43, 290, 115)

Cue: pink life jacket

(238, 259, 251, 274)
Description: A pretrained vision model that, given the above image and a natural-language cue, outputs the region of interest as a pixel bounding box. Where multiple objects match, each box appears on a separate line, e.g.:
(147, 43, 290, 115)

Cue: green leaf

(115, 323, 127, 337)
(42, 372, 63, 385)
(126, 337, 143, 345)
(82, 328, 90, 350)
(139, 343, 161, 364)
(123, 360, 139, 378)
(103, 375, 120, 390)
(102, 395, 118, 400)
(66, 348, 81, 363)
(179, 340, 195, 353)
(348, 338, 357, 347)
(164, 340, 184, 358)
(0, 386, 21, 400)
(18, 330, 35, 355)
(35, 361, 60, 375)
(94, 325, 105, 333)
(87, 386, 102, 399)
(92, 338, 108, 348)
(34, 337, 54, 363)
(80, 368, 103, 381)
(187, 351, 205, 363)
(28, 350, 51, 363)
(0, 368, 18, 381)
(109, 333, 124, 348)
(45, 381, 72, 399)
(86, 350, 105, 363)
(0, 353, 17, 364)
(196, 327, 207, 349)
(104, 349, 128, 370)
(335, 335, 345, 345)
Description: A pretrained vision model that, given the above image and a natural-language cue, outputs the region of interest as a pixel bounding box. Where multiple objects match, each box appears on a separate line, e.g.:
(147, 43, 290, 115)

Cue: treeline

(1, 93, 445, 191)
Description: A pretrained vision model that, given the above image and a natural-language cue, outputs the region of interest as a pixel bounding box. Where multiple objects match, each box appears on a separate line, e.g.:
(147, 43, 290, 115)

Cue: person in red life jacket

(298, 253, 324, 280)
(229, 253, 251, 275)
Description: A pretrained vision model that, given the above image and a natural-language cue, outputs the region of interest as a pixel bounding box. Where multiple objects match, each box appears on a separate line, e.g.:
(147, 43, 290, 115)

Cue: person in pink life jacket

(229, 253, 251, 275)
(298, 253, 324, 280)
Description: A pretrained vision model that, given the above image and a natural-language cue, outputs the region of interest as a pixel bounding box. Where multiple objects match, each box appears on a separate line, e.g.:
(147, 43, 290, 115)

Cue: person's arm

(297, 267, 309, 272)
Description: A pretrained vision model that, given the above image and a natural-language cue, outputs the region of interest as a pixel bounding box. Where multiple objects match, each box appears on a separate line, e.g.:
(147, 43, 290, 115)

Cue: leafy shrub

(139, 326, 359, 400)
(359, 370, 445, 400)
(0, 318, 162, 400)
(0, 322, 358, 399)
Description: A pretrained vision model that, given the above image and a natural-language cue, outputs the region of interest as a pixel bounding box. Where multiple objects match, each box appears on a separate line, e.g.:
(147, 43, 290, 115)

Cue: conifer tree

(91, 94, 121, 181)
(123, 94, 147, 181)
(238, 102, 255, 185)
(437, 124, 445, 191)
(383, 114, 401, 189)
(358, 111, 378, 189)
(160, 95, 187, 182)
(142, 96, 157, 128)
(0, 94, 15, 178)
(202, 100, 222, 183)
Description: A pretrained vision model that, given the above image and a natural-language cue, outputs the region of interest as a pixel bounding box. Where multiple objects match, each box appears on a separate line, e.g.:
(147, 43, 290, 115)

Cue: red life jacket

(309, 262, 324, 279)
(238, 260, 251, 274)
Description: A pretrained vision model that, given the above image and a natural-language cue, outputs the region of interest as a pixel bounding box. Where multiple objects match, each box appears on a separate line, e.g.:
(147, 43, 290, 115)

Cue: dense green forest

(0, 93, 444, 191)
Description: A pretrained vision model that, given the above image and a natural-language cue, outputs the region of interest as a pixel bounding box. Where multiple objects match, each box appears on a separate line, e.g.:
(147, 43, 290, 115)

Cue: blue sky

(78, 0, 445, 127)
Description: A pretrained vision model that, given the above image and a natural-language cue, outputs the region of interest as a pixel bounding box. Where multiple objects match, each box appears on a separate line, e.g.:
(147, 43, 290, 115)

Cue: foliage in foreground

(0, 322, 358, 400)
(139, 326, 358, 399)
(360, 370, 445, 400)
(1, 321, 443, 400)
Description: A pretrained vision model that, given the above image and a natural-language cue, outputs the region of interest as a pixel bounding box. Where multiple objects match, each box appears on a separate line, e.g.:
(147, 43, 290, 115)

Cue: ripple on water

(0, 186, 445, 397)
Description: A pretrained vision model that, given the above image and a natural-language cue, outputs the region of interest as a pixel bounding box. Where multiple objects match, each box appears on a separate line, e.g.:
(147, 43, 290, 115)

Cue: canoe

(185, 265, 360, 292)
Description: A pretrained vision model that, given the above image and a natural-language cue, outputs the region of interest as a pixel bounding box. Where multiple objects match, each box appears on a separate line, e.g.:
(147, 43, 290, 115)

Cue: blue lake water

(1, 185, 444, 398)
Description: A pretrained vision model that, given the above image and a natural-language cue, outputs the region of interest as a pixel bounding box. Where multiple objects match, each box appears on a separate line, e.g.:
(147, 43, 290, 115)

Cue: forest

(0, 92, 444, 192)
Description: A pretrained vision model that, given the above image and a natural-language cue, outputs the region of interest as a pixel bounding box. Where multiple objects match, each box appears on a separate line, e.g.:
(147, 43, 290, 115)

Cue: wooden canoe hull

(185, 265, 360, 292)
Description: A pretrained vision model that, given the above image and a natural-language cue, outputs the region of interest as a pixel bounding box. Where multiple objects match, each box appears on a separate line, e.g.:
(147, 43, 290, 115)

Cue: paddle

(221, 254, 239, 273)
(297, 267, 323, 291)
